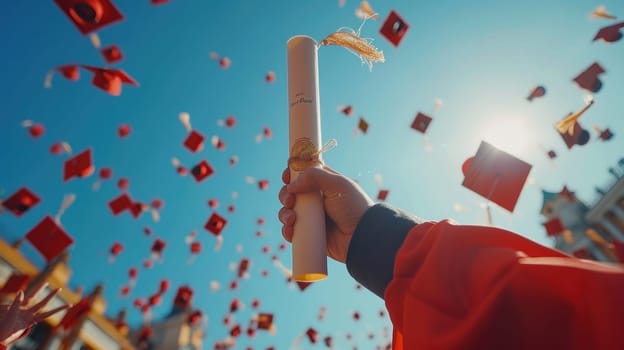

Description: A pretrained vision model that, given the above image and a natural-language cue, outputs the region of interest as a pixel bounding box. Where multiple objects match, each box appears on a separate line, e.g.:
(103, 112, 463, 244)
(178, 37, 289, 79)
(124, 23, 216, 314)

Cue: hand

(0, 285, 69, 347)
(278, 166, 373, 263)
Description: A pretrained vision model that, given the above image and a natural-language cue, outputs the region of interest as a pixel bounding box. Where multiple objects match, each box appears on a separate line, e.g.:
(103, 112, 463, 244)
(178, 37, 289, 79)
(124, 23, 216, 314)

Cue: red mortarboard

(258, 179, 269, 190)
(159, 279, 170, 293)
(237, 258, 250, 278)
(81, 65, 139, 96)
(324, 336, 333, 347)
(263, 126, 272, 138)
(190, 241, 201, 254)
(118, 124, 131, 138)
(547, 150, 557, 159)
(212, 136, 226, 150)
(151, 238, 166, 254)
(358, 118, 369, 133)
(54, 0, 124, 35)
(99, 167, 113, 179)
(50, 143, 64, 155)
(599, 128, 614, 141)
(63, 148, 94, 182)
(207, 199, 219, 209)
(411, 112, 432, 133)
(25, 216, 74, 262)
(527, 86, 546, 101)
(28, 124, 45, 138)
(341, 105, 353, 116)
(225, 115, 237, 128)
(306, 328, 318, 344)
(593, 22, 624, 43)
(573, 62, 605, 93)
(0, 273, 31, 295)
(265, 71, 276, 83)
(251, 299, 260, 309)
(377, 189, 389, 201)
(110, 242, 123, 256)
(101, 45, 123, 64)
(184, 130, 205, 153)
(117, 178, 129, 190)
(129, 202, 145, 218)
(109, 193, 132, 215)
(257, 313, 274, 330)
(461, 141, 532, 212)
(230, 324, 242, 338)
(58, 65, 80, 80)
(543, 218, 565, 236)
(380, 10, 409, 47)
(204, 212, 227, 235)
(2, 187, 41, 217)
(58, 298, 91, 330)
(558, 122, 590, 149)
(191, 160, 215, 182)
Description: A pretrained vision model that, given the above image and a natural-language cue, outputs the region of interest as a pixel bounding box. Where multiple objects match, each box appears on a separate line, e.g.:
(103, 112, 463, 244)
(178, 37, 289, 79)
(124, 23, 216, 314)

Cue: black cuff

(346, 203, 422, 299)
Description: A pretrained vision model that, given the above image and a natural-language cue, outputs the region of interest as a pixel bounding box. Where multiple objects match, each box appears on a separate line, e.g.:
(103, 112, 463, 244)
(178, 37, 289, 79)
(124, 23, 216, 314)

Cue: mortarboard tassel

(555, 97, 594, 136)
(590, 6, 617, 20)
(320, 16, 385, 71)
(179, 112, 192, 132)
(355, 1, 378, 20)
(55, 193, 76, 224)
(44, 70, 54, 88)
(214, 235, 224, 252)
(272, 256, 293, 278)
(89, 33, 101, 49)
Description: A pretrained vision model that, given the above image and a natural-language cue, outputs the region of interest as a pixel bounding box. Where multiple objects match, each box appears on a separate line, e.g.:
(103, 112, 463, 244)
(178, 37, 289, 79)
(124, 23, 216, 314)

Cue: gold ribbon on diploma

(288, 138, 337, 171)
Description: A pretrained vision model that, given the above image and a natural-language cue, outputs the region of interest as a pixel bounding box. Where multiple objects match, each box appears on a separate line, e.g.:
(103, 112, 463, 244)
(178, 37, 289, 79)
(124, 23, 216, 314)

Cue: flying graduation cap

(2, 187, 41, 217)
(54, 0, 124, 35)
(593, 22, 624, 43)
(558, 122, 590, 149)
(179, 112, 205, 153)
(380, 10, 409, 47)
(191, 160, 215, 182)
(25, 216, 74, 262)
(63, 148, 95, 182)
(461, 141, 532, 212)
(527, 86, 546, 101)
(411, 112, 432, 133)
(81, 65, 139, 96)
(100, 45, 124, 64)
(573, 62, 606, 93)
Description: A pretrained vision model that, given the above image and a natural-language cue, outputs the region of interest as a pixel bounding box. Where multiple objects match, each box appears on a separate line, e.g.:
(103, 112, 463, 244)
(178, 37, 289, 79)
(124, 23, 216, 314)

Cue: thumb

(287, 167, 344, 194)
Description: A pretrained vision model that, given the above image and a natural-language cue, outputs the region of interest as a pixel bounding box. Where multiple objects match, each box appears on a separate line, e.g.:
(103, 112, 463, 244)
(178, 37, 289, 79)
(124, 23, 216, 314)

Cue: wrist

(346, 203, 423, 298)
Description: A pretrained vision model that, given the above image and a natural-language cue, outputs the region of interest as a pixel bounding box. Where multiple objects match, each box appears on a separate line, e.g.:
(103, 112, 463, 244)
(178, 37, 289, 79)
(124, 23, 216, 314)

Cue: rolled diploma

(287, 35, 328, 282)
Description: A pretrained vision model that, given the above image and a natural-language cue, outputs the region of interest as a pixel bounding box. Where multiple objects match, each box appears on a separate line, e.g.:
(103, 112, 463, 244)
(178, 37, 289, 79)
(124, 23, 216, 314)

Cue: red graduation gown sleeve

(385, 220, 624, 350)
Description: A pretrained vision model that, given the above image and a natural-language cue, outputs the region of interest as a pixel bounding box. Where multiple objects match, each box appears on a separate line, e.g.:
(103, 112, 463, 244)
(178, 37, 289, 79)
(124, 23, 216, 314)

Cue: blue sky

(1, 0, 623, 349)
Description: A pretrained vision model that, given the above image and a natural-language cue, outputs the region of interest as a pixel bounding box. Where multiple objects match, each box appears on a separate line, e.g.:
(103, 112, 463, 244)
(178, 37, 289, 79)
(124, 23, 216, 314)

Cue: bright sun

(480, 116, 535, 157)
